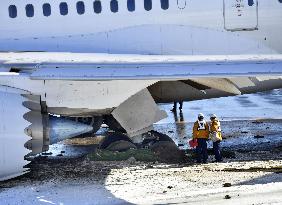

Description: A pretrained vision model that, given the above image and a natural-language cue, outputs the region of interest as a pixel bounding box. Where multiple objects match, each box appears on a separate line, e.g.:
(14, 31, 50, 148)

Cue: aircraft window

(77, 1, 85, 15)
(43, 3, 51, 17)
(8, 5, 17, 18)
(161, 0, 169, 10)
(26, 4, 34, 17)
(110, 0, 118, 13)
(144, 0, 152, 11)
(93, 0, 102, 13)
(248, 0, 254, 6)
(127, 0, 135, 12)
(60, 2, 68, 15)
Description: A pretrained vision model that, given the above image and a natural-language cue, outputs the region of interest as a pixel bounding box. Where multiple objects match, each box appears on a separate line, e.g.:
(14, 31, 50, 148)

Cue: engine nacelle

(0, 88, 30, 181)
(0, 87, 93, 181)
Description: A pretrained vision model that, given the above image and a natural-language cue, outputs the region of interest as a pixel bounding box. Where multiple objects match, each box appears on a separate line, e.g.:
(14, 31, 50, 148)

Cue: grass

(87, 149, 157, 162)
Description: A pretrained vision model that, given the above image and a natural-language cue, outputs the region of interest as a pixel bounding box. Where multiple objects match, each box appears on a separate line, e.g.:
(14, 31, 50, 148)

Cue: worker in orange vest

(193, 113, 209, 163)
(210, 114, 223, 162)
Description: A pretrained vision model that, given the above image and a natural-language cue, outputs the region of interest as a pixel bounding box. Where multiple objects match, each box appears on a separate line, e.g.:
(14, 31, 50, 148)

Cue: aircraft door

(177, 0, 186, 9)
(224, 0, 258, 31)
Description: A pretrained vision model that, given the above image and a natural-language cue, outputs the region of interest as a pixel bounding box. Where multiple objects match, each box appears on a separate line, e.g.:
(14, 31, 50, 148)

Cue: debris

(223, 183, 232, 187)
(252, 121, 263, 124)
(241, 131, 248, 134)
(42, 152, 52, 156)
(168, 130, 174, 133)
(57, 154, 63, 157)
(167, 186, 173, 189)
(163, 191, 167, 193)
(61, 151, 66, 154)
(146, 165, 154, 169)
(225, 195, 231, 199)
(254, 135, 265, 139)
(178, 143, 184, 147)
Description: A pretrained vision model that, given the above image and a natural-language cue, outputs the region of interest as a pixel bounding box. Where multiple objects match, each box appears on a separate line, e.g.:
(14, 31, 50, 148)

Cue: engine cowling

(0, 88, 30, 181)
(0, 87, 93, 181)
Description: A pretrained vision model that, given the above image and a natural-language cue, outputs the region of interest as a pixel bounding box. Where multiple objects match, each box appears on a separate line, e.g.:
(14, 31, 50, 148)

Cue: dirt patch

(88, 149, 157, 162)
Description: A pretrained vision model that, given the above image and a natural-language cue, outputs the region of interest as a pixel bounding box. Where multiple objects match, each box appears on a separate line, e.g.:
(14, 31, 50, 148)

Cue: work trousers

(213, 141, 222, 162)
(196, 138, 208, 163)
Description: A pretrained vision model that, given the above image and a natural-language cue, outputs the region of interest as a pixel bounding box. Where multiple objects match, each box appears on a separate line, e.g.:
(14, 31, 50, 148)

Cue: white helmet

(198, 113, 204, 118)
(210, 114, 217, 119)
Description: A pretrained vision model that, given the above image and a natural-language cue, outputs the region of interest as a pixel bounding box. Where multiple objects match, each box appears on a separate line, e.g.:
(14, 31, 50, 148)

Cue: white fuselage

(0, 0, 282, 54)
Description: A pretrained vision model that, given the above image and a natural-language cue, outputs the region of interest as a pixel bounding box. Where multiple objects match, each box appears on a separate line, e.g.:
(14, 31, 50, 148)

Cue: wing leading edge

(0, 52, 282, 81)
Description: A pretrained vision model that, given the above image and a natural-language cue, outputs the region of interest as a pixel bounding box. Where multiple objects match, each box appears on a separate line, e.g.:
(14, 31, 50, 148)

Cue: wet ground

(1, 90, 282, 204)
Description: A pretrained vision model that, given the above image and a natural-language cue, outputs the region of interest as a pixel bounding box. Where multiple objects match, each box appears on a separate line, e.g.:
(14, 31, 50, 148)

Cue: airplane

(0, 0, 282, 181)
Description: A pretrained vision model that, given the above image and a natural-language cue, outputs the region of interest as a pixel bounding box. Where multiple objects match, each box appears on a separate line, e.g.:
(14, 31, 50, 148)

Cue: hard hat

(198, 113, 204, 118)
(210, 114, 217, 118)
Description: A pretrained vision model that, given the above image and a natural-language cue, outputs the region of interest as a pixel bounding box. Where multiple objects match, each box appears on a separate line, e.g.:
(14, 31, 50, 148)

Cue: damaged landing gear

(100, 132, 137, 152)
(99, 130, 185, 163)
(100, 130, 177, 152)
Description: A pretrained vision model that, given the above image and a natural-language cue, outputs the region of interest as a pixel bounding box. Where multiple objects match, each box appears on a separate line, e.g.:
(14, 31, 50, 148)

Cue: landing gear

(100, 132, 136, 151)
(98, 130, 185, 163)
(99, 130, 176, 152)
(142, 130, 175, 148)
(104, 115, 126, 133)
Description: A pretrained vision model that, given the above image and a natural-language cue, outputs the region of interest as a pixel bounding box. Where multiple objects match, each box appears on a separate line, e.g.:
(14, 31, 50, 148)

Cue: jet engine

(0, 87, 93, 181)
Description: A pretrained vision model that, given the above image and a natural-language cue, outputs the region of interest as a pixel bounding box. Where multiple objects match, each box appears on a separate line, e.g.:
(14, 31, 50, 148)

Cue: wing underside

(0, 52, 282, 95)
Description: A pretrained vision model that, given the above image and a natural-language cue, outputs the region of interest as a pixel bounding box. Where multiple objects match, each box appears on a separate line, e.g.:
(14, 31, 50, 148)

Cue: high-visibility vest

(193, 120, 209, 139)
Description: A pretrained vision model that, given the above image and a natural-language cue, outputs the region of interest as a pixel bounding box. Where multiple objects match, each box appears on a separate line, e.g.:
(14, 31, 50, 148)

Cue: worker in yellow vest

(192, 113, 209, 163)
(210, 114, 223, 162)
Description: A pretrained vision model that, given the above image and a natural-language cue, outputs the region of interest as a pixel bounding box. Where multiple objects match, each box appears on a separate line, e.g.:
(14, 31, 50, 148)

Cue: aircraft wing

(0, 52, 282, 81)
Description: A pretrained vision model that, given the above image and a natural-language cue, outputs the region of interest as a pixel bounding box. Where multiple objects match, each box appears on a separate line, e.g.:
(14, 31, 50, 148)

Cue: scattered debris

(146, 165, 154, 169)
(224, 195, 231, 199)
(56, 154, 63, 157)
(252, 121, 264, 124)
(254, 135, 265, 139)
(167, 186, 173, 189)
(241, 131, 248, 134)
(223, 183, 232, 187)
(41, 152, 52, 156)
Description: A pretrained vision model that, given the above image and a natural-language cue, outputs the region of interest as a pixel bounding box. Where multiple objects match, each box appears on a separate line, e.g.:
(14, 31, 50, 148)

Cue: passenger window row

(8, 0, 170, 18)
